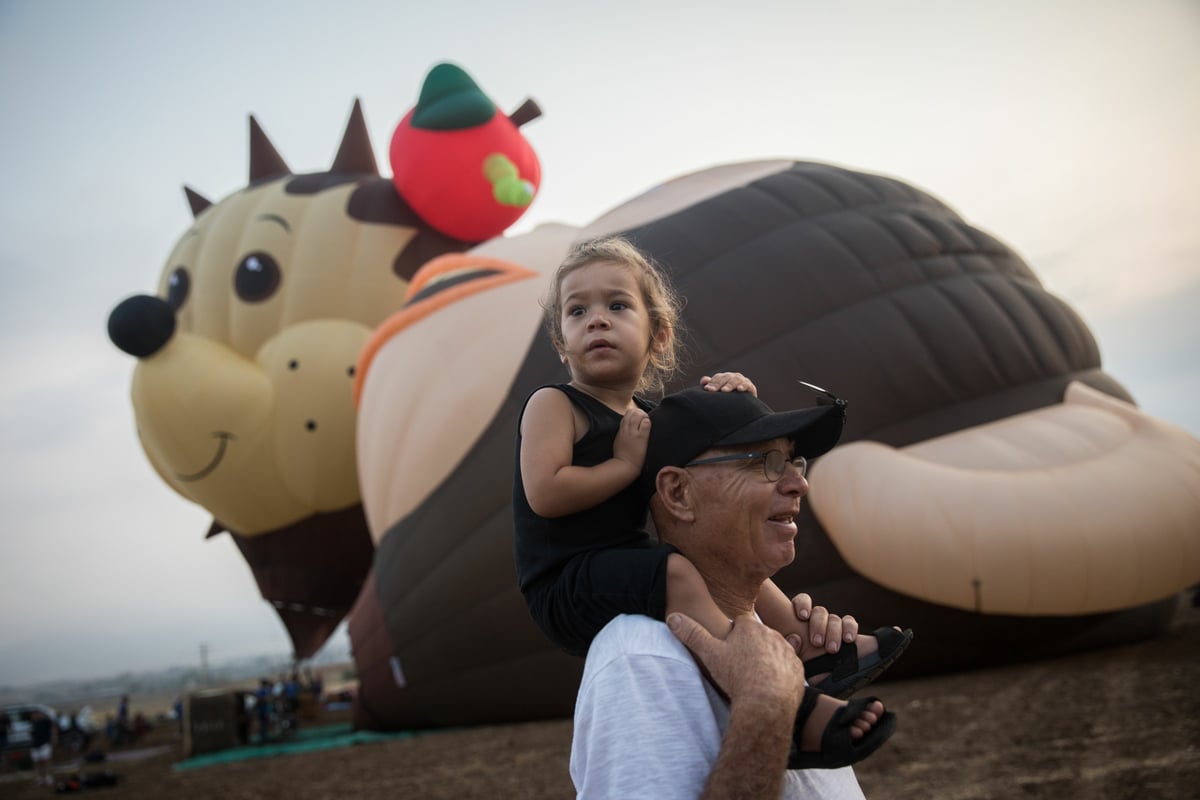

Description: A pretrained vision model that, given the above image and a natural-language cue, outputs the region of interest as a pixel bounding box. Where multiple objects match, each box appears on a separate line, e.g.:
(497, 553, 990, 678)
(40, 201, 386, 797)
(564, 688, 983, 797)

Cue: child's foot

(787, 688, 896, 769)
(797, 626, 913, 699)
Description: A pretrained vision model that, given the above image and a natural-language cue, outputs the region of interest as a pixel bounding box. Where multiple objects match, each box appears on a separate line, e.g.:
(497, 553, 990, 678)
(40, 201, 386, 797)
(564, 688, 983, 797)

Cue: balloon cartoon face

(108, 101, 476, 541)
(125, 186, 366, 532)
(113, 157, 436, 538)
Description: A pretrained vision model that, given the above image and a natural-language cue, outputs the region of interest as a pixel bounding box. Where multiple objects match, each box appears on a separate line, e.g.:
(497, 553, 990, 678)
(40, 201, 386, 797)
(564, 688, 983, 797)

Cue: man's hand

(669, 612, 805, 799)
(668, 612, 804, 710)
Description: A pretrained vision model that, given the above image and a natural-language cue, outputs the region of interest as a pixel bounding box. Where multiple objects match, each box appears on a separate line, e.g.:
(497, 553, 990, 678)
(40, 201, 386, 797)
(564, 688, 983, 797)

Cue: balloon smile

(177, 431, 235, 482)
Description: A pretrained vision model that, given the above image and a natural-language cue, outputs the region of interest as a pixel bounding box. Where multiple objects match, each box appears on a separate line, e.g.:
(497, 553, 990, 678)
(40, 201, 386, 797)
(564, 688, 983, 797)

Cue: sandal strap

(803, 641, 860, 681)
(807, 626, 914, 699)
(787, 692, 897, 770)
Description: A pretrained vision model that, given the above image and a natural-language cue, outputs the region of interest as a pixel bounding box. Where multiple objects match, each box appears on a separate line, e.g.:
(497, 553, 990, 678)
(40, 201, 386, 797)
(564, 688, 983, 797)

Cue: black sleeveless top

(513, 384, 656, 592)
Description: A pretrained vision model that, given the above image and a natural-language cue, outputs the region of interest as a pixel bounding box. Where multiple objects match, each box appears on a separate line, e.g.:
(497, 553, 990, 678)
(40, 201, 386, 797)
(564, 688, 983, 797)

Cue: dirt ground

(3, 596, 1197, 800)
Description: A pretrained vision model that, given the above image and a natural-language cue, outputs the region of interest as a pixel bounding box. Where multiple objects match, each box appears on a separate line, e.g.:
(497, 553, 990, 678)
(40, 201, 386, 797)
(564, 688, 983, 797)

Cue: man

(114, 694, 130, 746)
(255, 679, 273, 744)
(0, 708, 9, 771)
(570, 387, 895, 799)
(29, 708, 55, 787)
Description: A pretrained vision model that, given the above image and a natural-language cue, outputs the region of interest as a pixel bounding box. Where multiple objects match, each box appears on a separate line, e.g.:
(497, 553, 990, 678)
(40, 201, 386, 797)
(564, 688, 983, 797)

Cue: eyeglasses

(684, 449, 808, 482)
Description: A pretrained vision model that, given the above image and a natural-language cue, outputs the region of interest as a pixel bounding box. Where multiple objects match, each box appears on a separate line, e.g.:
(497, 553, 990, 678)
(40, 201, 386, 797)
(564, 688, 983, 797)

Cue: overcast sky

(1, 0, 1196, 687)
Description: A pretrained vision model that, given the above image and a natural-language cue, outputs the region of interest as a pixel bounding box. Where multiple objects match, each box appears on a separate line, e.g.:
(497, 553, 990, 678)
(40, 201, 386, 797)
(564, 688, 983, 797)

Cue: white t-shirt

(571, 614, 866, 800)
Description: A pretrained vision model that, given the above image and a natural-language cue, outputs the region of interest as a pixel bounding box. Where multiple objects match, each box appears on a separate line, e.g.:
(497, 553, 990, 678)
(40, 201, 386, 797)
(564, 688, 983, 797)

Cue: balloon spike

(248, 115, 290, 182)
(184, 185, 212, 218)
(331, 99, 378, 175)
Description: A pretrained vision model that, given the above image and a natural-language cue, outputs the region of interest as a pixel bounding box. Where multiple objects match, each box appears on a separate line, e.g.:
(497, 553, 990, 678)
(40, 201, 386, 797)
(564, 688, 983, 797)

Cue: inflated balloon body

(106, 66, 541, 659)
(351, 160, 1200, 729)
(390, 63, 541, 241)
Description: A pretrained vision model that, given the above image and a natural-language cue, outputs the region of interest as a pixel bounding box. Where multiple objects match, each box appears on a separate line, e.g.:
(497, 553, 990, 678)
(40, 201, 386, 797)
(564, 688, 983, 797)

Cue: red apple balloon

(390, 63, 542, 242)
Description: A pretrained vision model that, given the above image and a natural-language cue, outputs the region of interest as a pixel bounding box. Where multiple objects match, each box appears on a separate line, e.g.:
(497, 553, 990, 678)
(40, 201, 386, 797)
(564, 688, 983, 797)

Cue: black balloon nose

(108, 294, 177, 358)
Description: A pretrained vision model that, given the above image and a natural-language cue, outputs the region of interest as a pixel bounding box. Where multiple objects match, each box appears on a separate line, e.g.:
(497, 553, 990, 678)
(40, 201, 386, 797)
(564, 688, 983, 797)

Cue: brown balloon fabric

(217, 505, 375, 659)
(351, 160, 1197, 729)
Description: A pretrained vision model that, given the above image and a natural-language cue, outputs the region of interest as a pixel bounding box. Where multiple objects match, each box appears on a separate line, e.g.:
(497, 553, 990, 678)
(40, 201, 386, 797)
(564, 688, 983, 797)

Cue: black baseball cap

(642, 386, 845, 493)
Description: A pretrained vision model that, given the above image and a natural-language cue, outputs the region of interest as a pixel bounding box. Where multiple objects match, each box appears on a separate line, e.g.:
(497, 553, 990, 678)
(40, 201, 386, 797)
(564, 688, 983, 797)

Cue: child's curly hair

(542, 236, 683, 396)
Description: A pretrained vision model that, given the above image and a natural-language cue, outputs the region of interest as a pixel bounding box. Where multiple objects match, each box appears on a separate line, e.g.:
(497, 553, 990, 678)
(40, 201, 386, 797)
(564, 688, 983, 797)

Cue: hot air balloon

(350, 159, 1200, 729)
(106, 59, 1199, 729)
(106, 65, 542, 660)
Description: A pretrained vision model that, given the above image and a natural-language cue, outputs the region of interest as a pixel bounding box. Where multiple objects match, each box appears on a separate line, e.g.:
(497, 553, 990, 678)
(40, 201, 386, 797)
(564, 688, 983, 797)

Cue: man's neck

(700, 571, 761, 619)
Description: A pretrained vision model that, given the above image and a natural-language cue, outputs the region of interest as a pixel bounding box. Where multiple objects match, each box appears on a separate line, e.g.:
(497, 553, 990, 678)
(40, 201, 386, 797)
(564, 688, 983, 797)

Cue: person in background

(306, 667, 324, 702)
(132, 711, 148, 741)
(255, 679, 273, 744)
(0, 708, 10, 773)
(285, 672, 300, 715)
(114, 694, 130, 747)
(29, 708, 55, 787)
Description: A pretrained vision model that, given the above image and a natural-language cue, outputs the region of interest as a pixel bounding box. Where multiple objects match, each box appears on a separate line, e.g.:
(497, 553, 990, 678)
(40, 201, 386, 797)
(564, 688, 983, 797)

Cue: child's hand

(612, 408, 650, 472)
(700, 372, 758, 396)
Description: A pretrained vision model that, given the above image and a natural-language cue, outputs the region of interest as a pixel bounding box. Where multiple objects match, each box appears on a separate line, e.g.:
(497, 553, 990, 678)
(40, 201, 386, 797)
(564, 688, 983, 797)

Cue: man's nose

(779, 467, 808, 496)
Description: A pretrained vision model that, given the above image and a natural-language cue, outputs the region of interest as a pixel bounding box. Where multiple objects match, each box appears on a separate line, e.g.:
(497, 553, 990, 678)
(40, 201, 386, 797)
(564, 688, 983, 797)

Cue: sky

(0, 0, 1197, 688)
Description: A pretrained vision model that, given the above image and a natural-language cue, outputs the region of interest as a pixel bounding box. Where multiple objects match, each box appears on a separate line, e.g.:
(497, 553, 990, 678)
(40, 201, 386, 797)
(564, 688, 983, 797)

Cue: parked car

(2, 702, 58, 750)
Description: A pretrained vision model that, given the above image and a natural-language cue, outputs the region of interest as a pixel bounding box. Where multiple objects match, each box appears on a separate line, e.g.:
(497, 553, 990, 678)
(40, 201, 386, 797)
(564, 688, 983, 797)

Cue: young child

(513, 235, 908, 697)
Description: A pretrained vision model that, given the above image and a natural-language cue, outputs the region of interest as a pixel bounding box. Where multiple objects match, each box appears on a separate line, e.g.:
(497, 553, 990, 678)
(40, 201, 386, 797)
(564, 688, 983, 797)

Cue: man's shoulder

(584, 614, 695, 671)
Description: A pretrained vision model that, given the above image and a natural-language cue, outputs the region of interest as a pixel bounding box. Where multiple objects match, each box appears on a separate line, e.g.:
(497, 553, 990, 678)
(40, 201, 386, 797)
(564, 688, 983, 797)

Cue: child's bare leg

(666, 554, 733, 640)
(754, 579, 885, 681)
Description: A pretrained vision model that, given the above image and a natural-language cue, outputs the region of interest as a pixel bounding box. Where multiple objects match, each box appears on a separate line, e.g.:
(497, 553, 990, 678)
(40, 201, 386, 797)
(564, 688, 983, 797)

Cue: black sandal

(787, 688, 897, 770)
(805, 626, 913, 699)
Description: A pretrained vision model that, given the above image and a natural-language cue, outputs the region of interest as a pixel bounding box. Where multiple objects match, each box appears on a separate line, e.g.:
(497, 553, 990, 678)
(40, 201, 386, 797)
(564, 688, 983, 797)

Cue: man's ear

(654, 466, 695, 523)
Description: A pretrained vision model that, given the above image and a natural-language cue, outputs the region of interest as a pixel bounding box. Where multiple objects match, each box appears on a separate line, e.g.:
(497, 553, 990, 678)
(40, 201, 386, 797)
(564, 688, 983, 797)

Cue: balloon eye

(234, 252, 281, 303)
(166, 267, 190, 310)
